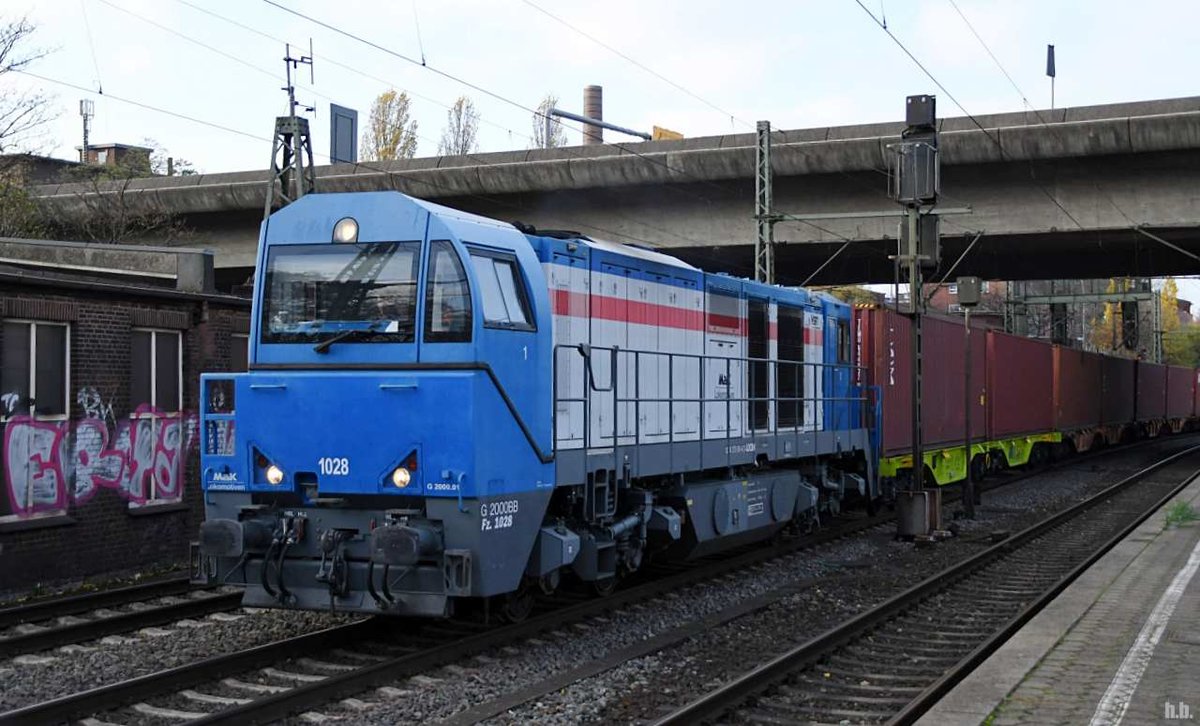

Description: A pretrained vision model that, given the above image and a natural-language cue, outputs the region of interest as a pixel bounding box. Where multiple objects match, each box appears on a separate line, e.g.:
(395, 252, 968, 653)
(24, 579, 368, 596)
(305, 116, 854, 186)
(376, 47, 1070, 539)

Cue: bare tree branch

(0, 16, 54, 153)
(532, 93, 566, 149)
(437, 96, 479, 156)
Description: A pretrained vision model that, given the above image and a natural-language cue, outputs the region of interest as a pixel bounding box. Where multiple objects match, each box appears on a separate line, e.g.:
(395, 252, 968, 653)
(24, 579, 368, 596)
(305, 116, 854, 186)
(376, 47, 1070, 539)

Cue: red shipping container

(1193, 369, 1200, 419)
(1101, 356, 1136, 425)
(1166, 365, 1195, 419)
(1054, 347, 1104, 430)
(855, 307, 986, 457)
(987, 331, 1054, 438)
(1136, 362, 1167, 420)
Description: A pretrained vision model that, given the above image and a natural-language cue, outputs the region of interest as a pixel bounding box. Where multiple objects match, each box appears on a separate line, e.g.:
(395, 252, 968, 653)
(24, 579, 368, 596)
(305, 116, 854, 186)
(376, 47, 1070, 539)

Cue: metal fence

(553, 343, 875, 456)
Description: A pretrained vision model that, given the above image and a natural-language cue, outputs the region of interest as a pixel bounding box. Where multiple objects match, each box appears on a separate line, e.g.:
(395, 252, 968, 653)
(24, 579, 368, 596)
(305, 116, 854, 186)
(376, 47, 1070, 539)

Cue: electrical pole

(957, 276, 982, 518)
(754, 120, 776, 283)
(264, 42, 316, 219)
(79, 99, 94, 164)
(891, 95, 940, 494)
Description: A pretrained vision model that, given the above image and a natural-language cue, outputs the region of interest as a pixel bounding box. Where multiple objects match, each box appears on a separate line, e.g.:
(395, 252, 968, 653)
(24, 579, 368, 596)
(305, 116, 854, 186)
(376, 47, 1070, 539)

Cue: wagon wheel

(592, 575, 619, 597)
(499, 580, 536, 623)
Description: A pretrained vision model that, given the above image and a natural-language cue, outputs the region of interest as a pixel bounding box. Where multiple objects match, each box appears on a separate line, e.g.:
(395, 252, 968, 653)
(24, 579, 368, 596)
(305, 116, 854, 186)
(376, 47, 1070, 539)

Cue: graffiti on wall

(1, 397, 197, 517)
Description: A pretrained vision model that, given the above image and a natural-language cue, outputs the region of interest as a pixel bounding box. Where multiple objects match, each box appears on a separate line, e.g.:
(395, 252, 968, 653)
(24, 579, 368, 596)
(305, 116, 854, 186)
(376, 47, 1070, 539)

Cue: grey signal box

(956, 276, 982, 307)
(330, 104, 358, 164)
(893, 142, 939, 203)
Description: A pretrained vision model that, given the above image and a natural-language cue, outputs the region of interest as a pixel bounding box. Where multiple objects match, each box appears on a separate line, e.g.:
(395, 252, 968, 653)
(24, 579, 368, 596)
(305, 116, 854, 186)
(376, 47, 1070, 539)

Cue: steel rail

(0, 619, 382, 725)
(0, 591, 242, 659)
(0, 508, 894, 726)
(187, 511, 901, 725)
(2, 435, 1189, 724)
(652, 443, 1200, 725)
(0, 574, 192, 629)
(145, 438, 1192, 725)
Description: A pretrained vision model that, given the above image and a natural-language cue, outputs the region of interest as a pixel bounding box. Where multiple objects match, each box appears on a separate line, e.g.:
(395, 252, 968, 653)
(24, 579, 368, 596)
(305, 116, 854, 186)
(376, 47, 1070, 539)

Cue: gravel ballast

(2, 439, 1190, 722)
(285, 439, 1197, 726)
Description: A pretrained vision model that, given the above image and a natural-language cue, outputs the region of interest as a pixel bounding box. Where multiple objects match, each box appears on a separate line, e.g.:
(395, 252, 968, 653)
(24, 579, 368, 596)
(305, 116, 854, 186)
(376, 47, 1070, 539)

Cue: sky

(6, 0, 1200, 297)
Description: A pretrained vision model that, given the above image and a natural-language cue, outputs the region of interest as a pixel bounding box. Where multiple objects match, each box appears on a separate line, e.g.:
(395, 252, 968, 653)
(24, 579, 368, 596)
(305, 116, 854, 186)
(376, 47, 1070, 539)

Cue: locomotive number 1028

(318, 457, 350, 476)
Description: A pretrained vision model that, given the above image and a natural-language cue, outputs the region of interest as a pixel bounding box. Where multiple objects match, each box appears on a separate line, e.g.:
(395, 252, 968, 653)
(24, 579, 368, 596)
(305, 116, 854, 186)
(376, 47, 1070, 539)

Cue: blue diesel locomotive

(194, 191, 876, 619)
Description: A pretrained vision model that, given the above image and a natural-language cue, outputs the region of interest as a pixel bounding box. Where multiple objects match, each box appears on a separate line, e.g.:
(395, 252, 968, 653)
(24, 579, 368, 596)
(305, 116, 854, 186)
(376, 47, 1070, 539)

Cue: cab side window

(469, 249, 535, 331)
(424, 241, 472, 342)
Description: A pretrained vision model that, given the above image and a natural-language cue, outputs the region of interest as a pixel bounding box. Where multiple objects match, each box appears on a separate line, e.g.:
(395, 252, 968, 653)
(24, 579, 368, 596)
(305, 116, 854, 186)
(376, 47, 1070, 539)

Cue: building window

(948, 283, 958, 295)
(1, 320, 70, 519)
(131, 329, 182, 412)
(231, 334, 248, 372)
(129, 329, 184, 505)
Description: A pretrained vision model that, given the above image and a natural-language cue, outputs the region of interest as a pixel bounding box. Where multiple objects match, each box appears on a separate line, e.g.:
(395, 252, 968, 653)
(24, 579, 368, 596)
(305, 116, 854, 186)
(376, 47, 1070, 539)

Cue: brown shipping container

(1136, 362, 1167, 420)
(987, 330, 1054, 438)
(1101, 356, 1136, 424)
(1166, 365, 1195, 419)
(1054, 347, 1103, 430)
(856, 307, 986, 457)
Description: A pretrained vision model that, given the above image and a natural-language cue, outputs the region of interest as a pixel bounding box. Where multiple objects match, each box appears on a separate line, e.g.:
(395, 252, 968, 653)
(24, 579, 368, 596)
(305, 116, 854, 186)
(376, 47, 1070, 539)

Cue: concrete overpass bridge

(31, 96, 1200, 287)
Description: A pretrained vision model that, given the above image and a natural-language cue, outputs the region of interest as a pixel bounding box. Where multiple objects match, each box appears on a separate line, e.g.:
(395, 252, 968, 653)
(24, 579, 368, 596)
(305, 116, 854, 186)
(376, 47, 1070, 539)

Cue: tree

(1161, 277, 1193, 365)
(142, 138, 197, 176)
(362, 89, 419, 161)
(532, 93, 567, 149)
(0, 160, 45, 237)
(437, 96, 479, 156)
(0, 16, 52, 155)
(1086, 278, 1123, 354)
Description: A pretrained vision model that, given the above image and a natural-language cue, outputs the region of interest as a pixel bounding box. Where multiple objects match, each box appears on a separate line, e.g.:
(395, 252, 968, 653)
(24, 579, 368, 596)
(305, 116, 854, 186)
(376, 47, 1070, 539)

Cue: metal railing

(552, 343, 875, 468)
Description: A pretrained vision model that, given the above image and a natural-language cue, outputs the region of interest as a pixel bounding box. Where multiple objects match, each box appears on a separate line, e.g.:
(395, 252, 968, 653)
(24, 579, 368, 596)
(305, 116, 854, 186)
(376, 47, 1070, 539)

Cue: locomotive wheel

(592, 576, 618, 597)
(500, 582, 536, 623)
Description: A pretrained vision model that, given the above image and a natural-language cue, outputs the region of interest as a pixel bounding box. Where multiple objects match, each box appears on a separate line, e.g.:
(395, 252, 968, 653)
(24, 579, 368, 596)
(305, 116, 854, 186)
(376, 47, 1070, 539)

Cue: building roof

(73, 142, 154, 152)
(0, 262, 249, 305)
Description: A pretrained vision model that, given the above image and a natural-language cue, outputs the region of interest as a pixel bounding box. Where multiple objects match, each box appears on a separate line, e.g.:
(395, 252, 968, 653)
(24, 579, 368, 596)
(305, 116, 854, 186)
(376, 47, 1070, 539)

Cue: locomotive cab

(195, 192, 555, 617)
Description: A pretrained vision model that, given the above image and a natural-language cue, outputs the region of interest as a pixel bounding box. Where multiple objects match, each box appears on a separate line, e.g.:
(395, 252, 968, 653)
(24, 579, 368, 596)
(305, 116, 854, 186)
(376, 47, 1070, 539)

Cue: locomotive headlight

(265, 465, 285, 485)
(332, 217, 359, 244)
(391, 466, 411, 488)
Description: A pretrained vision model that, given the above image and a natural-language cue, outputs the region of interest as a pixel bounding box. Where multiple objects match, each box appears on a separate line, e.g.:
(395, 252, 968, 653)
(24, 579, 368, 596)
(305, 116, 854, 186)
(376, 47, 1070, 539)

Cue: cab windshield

(261, 242, 421, 344)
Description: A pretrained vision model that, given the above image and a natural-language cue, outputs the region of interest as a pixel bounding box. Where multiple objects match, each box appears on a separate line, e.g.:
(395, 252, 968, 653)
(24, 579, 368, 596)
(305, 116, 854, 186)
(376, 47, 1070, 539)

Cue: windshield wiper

(312, 322, 384, 354)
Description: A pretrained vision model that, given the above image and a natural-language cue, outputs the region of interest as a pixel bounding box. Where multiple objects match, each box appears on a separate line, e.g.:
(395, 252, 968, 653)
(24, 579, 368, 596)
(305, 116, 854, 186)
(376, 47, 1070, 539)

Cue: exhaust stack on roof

(583, 85, 603, 145)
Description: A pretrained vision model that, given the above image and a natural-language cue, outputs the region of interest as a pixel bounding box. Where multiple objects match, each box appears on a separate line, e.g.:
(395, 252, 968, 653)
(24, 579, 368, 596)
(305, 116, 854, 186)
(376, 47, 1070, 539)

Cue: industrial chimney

(583, 85, 603, 145)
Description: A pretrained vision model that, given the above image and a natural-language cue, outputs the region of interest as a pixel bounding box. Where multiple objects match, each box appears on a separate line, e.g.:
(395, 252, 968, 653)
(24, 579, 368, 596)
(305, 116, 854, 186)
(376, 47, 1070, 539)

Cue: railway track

(1, 436, 1188, 723)
(0, 576, 241, 659)
(652, 443, 1200, 726)
(0, 508, 895, 725)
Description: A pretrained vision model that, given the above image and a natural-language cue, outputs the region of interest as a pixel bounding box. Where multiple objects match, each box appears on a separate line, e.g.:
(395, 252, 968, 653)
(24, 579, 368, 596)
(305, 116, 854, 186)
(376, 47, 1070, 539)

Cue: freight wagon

(855, 305, 1197, 490)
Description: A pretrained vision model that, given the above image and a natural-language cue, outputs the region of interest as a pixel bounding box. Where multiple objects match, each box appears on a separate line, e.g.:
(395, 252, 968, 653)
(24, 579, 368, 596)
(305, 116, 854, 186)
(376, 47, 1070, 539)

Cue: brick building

(73, 142, 154, 170)
(924, 280, 1007, 329)
(0, 258, 250, 594)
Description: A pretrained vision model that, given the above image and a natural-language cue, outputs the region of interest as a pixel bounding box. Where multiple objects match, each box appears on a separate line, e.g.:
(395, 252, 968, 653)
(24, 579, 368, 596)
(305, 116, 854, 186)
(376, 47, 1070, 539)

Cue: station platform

(918, 475, 1200, 726)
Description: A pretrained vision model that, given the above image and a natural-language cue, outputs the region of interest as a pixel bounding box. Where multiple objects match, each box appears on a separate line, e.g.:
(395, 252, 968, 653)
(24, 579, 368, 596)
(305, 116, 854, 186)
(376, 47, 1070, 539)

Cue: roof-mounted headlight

(333, 217, 359, 244)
